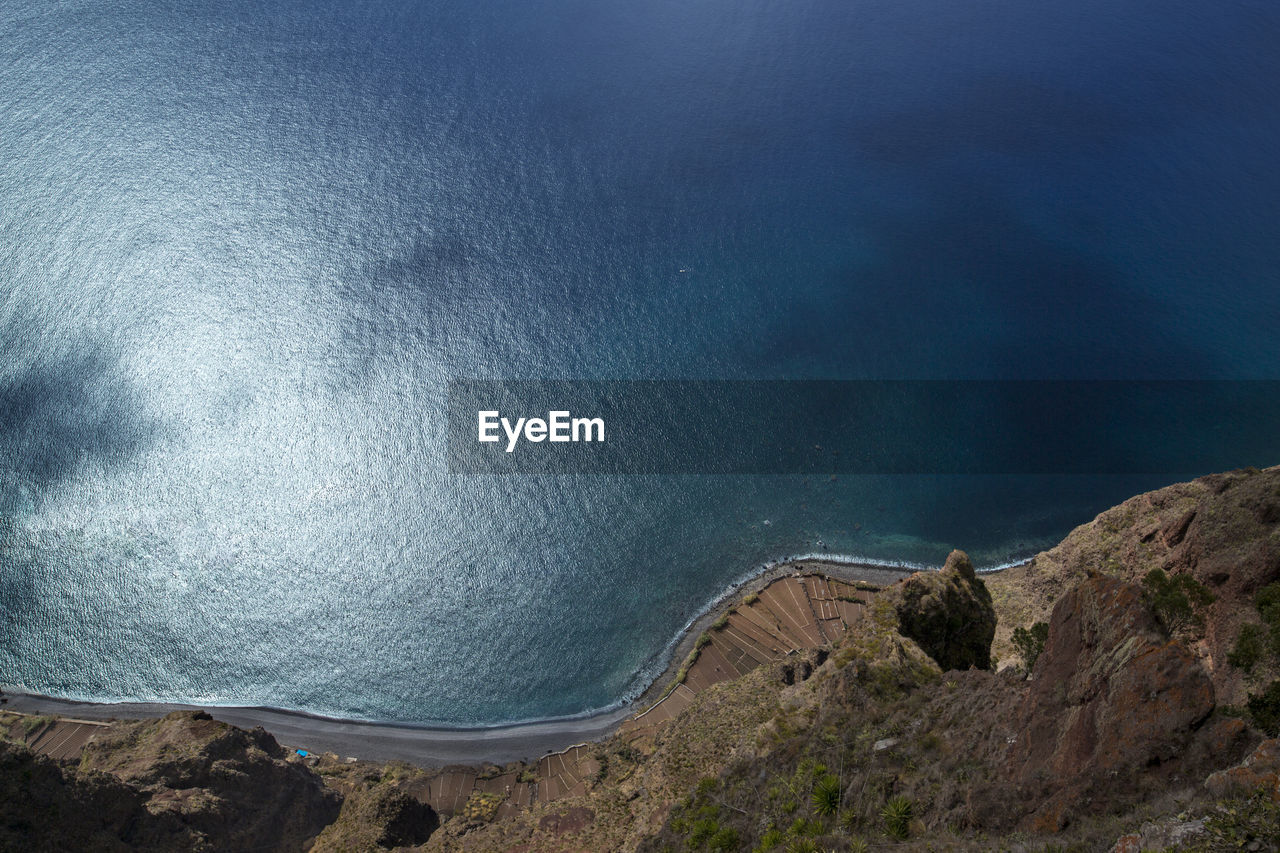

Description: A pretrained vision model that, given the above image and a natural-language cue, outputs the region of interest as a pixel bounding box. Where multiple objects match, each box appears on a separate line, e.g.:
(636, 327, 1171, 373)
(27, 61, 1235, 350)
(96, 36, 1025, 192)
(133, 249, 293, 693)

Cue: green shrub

(811, 774, 841, 817)
(696, 632, 712, 650)
(689, 818, 722, 846)
(881, 795, 913, 840)
(1142, 569, 1215, 634)
(1228, 623, 1266, 672)
(1256, 581, 1280, 624)
(1245, 680, 1280, 736)
(1190, 790, 1280, 851)
(1012, 622, 1049, 669)
(787, 817, 822, 837)
(20, 716, 51, 738)
(688, 821, 740, 852)
(708, 826, 739, 851)
(757, 827, 784, 850)
(1254, 582, 1280, 661)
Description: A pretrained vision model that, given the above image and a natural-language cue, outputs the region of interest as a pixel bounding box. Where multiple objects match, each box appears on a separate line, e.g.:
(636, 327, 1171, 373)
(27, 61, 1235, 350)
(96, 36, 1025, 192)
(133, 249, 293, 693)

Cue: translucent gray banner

(446, 381, 1280, 475)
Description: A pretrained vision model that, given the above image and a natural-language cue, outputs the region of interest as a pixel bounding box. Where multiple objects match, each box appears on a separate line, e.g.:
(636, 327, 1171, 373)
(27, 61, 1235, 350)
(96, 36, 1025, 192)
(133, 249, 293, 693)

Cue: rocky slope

(0, 711, 341, 852)
(988, 464, 1280, 708)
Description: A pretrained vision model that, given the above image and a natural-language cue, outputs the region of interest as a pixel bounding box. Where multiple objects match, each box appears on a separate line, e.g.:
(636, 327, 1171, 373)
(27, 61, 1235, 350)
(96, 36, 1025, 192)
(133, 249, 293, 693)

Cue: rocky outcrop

(311, 783, 438, 852)
(1011, 576, 1213, 778)
(0, 740, 200, 852)
(79, 711, 341, 852)
(990, 465, 1280, 706)
(1205, 738, 1280, 803)
(1001, 575, 1251, 831)
(1110, 816, 1208, 853)
(887, 549, 996, 671)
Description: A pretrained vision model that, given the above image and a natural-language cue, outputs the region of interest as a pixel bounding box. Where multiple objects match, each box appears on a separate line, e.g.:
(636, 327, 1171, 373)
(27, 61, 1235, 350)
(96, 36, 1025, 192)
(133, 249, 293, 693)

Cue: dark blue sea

(2, 0, 1278, 725)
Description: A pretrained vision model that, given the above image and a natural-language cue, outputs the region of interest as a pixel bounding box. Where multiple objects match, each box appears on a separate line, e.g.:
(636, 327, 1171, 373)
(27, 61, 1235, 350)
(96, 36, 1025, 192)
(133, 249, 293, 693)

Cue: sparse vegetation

(1011, 621, 1049, 670)
(1141, 568, 1215, 634)
(1255, 581, 1280, 660)
(1245, 679, 1280, 736)
(1228, 623, 1265, 671)
(20, 716, 51, 739)
(1185, 791, 1280, 852)
(1256, 581, 1280, 624)
(667, 778, 744, 852)
(460, 790, 501, 822)
(757, 827, 784, 850)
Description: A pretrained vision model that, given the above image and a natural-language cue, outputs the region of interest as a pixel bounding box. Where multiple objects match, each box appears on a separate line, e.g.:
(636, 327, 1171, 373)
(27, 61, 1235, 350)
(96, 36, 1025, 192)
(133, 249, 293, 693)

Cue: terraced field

(4, 715, 112, 761)
(421, 571, 876, 816)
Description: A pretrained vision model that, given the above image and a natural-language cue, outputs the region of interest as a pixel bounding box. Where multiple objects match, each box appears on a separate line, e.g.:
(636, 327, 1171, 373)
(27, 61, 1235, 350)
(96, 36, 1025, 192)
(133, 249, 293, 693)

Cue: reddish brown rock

(1111, 834, 1142, 853)
(1205, 738, 1280, 803)
(1003, 575, 1230, 831)
(1009, 576, 1214, 783)
(991, 465, 1280, 709)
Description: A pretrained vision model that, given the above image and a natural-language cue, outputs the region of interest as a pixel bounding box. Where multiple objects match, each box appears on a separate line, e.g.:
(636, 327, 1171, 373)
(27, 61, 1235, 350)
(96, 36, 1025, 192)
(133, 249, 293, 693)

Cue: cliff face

(988, 574, 1253, 833)
(0, 740, 195, 853)
(990, 465, 1280, 707)
(0, 710, 342, 852)
(634, 470, 1280, 853)
(78, 711, 342, 852)
(311, 783, 438, 852)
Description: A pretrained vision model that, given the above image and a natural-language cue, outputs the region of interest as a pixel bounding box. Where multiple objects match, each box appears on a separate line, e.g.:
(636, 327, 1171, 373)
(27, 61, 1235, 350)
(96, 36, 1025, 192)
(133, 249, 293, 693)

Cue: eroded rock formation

(887, 548, 996, 671)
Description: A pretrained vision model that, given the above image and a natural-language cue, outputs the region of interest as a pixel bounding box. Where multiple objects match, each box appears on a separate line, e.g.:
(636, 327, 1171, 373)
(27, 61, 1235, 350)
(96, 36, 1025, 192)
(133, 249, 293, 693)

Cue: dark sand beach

(4, 559, 964, 766)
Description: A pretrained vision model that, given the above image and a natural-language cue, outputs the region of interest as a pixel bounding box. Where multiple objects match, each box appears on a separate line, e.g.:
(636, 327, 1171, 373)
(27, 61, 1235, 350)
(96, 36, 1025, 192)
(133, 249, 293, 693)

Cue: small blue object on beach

(297, 750, 308, 757)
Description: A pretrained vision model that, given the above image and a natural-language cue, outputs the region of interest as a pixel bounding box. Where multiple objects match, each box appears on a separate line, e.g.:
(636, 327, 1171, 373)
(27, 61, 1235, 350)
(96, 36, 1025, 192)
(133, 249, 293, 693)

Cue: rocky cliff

(0, 711, 341, 852)
(990, 465, 1280, 708)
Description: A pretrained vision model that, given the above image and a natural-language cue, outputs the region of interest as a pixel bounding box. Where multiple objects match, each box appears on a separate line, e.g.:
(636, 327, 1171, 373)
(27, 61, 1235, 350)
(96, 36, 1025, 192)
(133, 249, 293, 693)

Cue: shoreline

(3, 556, 1023, 766)
(627, 557, 917, 712)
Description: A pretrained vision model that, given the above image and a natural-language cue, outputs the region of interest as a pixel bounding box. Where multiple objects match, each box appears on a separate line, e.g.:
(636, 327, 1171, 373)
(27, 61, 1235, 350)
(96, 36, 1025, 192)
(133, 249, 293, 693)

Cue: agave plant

(881, 795, 913, 840)
(810, 774, 841, 817)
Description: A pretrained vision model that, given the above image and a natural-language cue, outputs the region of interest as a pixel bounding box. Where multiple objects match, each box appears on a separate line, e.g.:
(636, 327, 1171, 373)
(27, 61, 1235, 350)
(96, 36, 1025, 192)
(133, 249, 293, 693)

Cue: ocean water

(2, 0, 1278, 725)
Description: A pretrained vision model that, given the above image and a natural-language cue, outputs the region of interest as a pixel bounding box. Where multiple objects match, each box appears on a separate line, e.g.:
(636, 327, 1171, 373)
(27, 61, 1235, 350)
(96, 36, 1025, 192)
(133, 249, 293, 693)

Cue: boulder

(1204, 738, 1280, 803)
